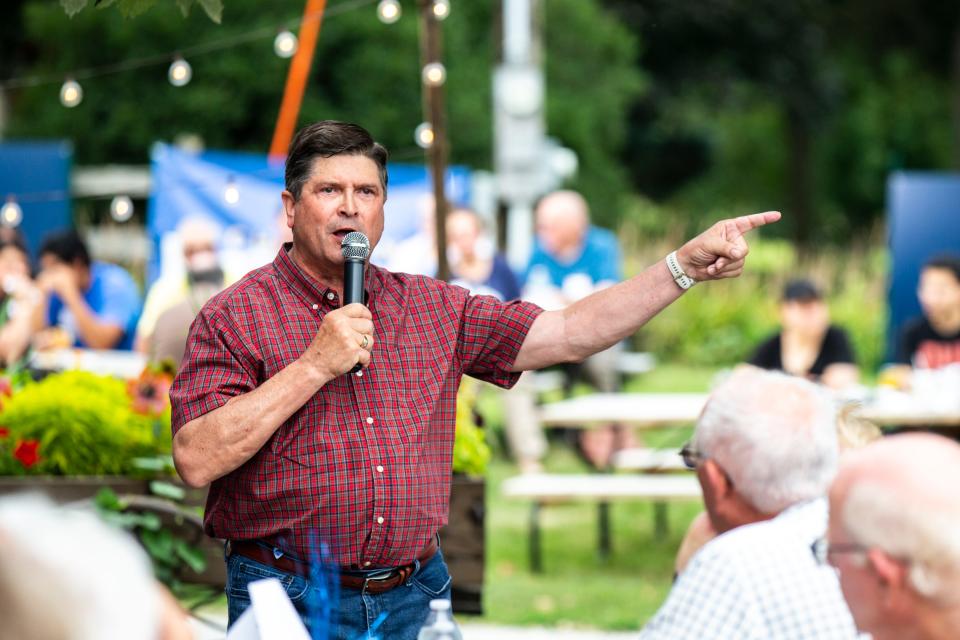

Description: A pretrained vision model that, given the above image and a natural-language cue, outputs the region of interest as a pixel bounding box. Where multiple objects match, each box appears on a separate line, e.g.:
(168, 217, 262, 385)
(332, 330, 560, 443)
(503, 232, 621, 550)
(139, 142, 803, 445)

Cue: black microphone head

(341, 231, 370, 261)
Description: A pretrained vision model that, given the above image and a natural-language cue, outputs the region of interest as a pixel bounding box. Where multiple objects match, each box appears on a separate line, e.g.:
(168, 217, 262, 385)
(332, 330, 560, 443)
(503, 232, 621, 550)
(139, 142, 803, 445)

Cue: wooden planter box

(440, 474, 485, 615)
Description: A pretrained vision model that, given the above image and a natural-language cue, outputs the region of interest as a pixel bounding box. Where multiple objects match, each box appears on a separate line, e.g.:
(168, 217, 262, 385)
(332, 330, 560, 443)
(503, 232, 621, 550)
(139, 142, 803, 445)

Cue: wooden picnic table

(539, 390, 960, 429)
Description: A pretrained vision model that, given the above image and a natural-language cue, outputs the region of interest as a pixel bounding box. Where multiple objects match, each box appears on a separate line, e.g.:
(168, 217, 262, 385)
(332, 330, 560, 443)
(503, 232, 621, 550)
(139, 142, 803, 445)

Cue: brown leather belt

(228, 536, 439, 595)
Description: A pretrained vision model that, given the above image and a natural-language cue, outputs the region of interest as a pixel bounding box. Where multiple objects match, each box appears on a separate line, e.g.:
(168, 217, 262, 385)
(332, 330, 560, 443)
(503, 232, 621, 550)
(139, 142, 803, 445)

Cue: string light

(431, 0, 450, 20)
(109, 195, 134, 222)
(377, 0, 401, 24)
(273, 29, 299, 58)
(1, 197, 23, 228)
(421, 62, 446, 87)
(415, 122, 434, 149)
(59, 78, 83, 108)
(223, 176, 240, 205)
(168, 56, 192, 87)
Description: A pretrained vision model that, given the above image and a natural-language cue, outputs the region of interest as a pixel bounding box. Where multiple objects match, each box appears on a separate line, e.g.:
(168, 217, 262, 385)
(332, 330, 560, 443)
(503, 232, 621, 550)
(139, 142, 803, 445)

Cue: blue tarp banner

(0, 141, 72, 260)
(886, 171, 960, 361)
(147, 144, 470, 285)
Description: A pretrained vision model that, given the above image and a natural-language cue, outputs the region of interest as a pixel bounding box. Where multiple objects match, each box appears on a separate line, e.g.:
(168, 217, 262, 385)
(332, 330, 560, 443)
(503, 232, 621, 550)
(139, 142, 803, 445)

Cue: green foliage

(94, 486, 209, 594)
(452, 379, 490, 477)
(60, 0, 222, 22)
(0, 370, 170, 476)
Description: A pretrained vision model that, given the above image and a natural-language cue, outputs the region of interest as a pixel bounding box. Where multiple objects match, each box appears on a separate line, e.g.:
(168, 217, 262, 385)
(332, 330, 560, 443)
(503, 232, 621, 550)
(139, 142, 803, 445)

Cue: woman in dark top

(749, 279, 859, 389)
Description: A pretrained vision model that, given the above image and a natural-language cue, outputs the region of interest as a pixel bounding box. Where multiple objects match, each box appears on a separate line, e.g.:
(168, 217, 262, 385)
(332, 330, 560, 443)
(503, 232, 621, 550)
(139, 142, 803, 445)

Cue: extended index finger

(730, 211, 781, 237)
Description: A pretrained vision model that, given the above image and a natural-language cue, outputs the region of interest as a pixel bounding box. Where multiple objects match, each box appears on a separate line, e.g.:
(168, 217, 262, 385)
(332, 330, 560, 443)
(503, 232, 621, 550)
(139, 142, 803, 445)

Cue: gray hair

(695, 368, 839, 514)
(0, 494, 160, 640)
(843, 482, 960, 604)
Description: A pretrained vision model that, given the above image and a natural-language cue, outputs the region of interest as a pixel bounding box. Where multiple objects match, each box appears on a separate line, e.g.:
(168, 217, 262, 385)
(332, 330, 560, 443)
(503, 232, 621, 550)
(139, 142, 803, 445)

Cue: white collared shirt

(640, 498, 861, 639)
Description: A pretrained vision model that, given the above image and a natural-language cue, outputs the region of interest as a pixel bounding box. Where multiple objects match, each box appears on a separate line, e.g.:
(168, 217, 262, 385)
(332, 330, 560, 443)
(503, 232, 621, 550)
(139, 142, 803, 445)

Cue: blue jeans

(226, 546, 452, 640)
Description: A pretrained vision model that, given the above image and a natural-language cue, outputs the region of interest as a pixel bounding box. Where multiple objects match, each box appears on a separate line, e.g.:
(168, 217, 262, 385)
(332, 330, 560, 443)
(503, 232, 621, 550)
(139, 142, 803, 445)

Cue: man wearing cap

(169, 120, 780, 639)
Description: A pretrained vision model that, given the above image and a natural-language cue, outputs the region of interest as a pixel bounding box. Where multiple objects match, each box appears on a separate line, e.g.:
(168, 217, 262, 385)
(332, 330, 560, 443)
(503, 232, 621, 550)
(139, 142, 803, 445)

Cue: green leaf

(149, 480, 186, 501)
(141, 528, 175, 562)
(174, 539, 208, 573)
(197, 0, 222, 24)
(175, 0, 192, 18)
(60, 0, 91, 17)
(94, 487, 124, 511)
(115, 0, 157, 19)
(133, 456, 172, 472)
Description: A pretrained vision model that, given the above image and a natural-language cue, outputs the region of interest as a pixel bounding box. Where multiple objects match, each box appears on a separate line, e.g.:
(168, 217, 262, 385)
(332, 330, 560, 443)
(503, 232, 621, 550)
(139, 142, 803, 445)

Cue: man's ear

(702, 459, 733, 499)
(868, 548, 914, 615)
(280, 190, 296, 229)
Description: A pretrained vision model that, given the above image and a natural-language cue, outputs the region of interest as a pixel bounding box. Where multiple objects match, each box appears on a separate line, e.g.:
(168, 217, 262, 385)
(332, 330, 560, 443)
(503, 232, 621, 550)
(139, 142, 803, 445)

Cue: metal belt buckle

(362, 569, 397, 593)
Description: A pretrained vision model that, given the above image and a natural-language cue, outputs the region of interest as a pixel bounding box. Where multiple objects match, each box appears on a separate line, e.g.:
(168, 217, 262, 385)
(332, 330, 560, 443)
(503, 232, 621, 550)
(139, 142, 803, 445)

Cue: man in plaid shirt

(169, 120, 779, 638)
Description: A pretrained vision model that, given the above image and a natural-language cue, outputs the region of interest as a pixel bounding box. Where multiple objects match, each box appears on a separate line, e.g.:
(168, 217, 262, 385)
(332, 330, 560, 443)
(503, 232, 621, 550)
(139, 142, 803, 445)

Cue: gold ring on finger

(360, 334, 370, 350)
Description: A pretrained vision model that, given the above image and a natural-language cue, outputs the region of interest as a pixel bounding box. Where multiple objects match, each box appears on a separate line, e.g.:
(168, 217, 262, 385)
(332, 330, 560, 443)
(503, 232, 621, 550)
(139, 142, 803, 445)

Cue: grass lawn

(472, 363, 719, 630)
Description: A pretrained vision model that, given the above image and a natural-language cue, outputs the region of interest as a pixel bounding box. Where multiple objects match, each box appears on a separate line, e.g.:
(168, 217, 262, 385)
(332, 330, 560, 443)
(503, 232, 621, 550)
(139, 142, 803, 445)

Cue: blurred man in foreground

(825, 433, 960, 640)
(641, 367, 858, 638)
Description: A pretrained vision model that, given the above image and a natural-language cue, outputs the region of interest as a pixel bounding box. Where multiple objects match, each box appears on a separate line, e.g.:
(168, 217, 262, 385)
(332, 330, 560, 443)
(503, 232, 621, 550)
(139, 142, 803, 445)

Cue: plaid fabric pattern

(171, 246, 542, 568)
(640, 499, 861, 639)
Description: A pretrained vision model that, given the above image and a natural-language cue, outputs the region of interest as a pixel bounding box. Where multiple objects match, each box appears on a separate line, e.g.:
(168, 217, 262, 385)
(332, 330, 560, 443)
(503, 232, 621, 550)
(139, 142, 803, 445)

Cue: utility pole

(418, 0, 451, 282)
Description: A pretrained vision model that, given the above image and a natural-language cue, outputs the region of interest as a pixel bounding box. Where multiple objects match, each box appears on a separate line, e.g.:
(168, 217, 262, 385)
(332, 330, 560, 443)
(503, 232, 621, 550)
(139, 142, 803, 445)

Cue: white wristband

(666, 251, 696, 290)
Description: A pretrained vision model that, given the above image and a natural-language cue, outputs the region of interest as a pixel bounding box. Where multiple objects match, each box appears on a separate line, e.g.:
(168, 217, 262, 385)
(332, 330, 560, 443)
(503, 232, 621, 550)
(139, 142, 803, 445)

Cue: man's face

(918, 267, 960, 323)
(446, 211, 480, 260)
(780, 299, 829, 335)
(535, 202, 586, 258)
(39, 254, 86, 290)
(282, 154, 385, 273)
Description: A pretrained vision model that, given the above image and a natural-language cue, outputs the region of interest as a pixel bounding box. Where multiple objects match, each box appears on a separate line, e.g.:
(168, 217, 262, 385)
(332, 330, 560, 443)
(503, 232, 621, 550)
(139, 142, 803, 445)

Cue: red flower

(0, 426, 8, 439)
(14, 439, 40, 468)
(0, 377, 12, 398)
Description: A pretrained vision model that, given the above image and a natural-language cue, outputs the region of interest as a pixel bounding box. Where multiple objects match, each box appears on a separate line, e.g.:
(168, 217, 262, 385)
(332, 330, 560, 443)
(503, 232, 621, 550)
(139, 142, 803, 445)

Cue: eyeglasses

(679, 442, 704, 470)
(811, 537, 869, 566)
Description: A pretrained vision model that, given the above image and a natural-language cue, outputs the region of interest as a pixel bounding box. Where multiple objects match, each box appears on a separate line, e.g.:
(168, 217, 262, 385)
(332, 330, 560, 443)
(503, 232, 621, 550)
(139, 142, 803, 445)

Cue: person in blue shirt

(35, 229, 140, 351)
(511, 190, 630, 471)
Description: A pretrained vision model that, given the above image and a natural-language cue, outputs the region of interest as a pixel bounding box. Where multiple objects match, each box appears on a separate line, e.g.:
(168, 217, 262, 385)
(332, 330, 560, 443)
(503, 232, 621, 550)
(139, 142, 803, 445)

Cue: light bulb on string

(377, 0, 401, 24)
(274, 30, 298, 58)
(59, 78, 83, 108)
(224, 176, 240, 205)
(415, 122, 434, 149)
(431, 0, 450, 20)
(1, 197, 23, 228)
(168, 56, 192, 87)
(110, 195, 134, 222)
(422, 62, 446, 87)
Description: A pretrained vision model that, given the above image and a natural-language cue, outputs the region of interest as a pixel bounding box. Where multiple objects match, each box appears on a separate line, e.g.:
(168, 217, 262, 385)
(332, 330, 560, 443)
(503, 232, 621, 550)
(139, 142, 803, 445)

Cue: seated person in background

(0, 494, 192, 640)
(886, 254, 960, 387)
(641, 367, 858, 639)
(519, 190, 629, 469)
(0, 231, 41, 366)
(749, 279, 859, 390)
(34, 229, 140, 351)
(446, 207, 519, 301)
(135, 217, 227, 367)
(826, 433, 960, 640)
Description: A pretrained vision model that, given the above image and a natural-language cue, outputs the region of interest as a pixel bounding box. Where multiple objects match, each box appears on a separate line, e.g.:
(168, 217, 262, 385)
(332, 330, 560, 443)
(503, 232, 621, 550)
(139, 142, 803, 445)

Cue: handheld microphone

(341, 231, 370, 373)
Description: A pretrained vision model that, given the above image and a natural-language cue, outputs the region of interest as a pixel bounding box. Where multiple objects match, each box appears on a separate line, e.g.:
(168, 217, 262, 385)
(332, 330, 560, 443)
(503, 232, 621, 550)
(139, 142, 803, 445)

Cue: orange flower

(14, 439, 40, 468)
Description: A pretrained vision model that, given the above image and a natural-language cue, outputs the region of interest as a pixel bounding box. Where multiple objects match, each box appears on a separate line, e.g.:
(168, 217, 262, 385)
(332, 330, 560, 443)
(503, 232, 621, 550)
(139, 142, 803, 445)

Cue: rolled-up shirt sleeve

(170, 307, 259, 435)
(456, 293, 542, 389)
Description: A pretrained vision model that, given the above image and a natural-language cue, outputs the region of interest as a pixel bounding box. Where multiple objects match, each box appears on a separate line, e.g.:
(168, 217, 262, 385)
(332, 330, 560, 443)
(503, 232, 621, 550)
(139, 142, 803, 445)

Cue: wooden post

(418, 0, 451, 282)
(268, 0, 327, 159)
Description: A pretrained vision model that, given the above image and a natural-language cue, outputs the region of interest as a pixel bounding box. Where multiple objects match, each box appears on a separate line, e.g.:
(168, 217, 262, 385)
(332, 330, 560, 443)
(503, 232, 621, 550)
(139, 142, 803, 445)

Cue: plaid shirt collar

(273, 242, 379, 310)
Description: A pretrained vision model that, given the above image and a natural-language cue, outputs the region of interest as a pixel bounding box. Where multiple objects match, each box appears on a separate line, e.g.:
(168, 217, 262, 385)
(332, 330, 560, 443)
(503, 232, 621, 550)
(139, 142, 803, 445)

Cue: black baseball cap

(782, 279, 822, 302)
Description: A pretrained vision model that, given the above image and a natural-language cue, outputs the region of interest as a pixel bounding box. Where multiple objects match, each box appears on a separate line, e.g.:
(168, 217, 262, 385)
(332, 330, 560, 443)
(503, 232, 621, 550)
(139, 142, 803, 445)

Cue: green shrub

(452, 379, 491, 476)
(0, 370, 171, 476)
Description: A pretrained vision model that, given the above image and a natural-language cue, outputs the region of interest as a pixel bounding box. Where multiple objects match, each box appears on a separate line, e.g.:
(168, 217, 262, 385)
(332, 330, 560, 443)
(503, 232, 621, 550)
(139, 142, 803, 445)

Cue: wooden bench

(502, 473, 702, 572)
(611, 447, 688, 472)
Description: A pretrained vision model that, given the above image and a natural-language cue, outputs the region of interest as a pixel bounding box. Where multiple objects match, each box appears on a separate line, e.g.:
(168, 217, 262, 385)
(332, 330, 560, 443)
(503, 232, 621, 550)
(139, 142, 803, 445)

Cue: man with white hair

(640, 367, 858, 638)
(823, 433, 960, 640)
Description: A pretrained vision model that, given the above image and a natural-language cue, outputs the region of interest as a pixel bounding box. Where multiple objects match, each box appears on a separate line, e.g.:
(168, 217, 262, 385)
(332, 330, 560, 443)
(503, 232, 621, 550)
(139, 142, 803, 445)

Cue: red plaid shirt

(170, 246, 541, 568)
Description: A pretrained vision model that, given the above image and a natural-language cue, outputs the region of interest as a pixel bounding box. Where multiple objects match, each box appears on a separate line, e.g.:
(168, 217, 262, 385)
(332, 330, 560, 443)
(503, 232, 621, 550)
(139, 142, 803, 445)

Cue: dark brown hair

(284, 120, 389, 200)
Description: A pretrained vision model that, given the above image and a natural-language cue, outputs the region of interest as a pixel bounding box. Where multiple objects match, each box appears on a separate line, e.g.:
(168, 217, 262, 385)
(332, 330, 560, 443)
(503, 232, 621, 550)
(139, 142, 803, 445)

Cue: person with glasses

(640, 367, 858, 639)
(824, 433, 960, 640)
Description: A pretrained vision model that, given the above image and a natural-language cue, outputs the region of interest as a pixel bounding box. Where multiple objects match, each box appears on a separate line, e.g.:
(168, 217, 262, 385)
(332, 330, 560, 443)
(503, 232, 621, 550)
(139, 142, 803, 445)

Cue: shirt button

(326, 292, 335, 300)
(366, 417, 374, 425)
(355, 370, 363, 378)
(376, 465, 384, 473)
(364, 561, 371, 567)
(311, 304, 318, 310)
(376, 516, 384, 525)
